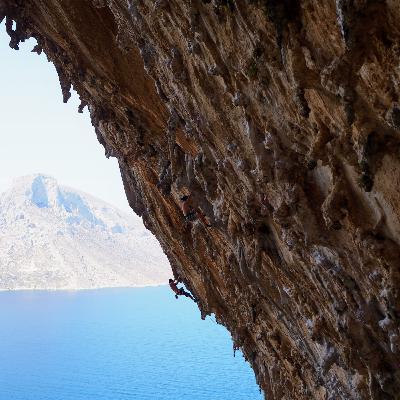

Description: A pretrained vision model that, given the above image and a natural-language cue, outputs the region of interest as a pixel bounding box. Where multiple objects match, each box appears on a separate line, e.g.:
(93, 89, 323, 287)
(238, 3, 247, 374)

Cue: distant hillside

(0, 174, 170, 290)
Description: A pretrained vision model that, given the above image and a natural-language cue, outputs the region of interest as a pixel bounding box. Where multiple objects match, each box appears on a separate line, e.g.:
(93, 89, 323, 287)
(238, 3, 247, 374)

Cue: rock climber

(179, 194, 211, 227)
(169, 278, 197, 302)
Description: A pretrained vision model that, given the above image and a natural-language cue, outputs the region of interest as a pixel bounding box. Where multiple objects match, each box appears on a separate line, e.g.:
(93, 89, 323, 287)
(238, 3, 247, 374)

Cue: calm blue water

(0, 286, 262, 400)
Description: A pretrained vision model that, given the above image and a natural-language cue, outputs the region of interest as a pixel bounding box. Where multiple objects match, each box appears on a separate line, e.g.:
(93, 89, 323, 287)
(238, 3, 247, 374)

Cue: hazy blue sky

(0, 22, 131, 212)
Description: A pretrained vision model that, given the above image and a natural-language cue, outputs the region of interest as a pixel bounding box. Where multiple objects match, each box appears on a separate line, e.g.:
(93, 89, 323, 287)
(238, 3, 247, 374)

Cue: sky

(0, 22, 131, 212)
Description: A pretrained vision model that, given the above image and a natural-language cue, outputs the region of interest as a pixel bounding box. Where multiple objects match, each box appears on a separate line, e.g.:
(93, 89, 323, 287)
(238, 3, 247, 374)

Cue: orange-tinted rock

(2, 1, 400, 398)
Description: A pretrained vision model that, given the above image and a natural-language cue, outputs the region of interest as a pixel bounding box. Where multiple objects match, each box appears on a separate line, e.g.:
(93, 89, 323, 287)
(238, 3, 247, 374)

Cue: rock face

(1, 1, 400, 398)
(0, 175, 170, 290)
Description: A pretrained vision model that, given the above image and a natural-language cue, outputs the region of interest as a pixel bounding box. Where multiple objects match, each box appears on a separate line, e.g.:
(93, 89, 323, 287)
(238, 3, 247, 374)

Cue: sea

(0, 286, 263, 400)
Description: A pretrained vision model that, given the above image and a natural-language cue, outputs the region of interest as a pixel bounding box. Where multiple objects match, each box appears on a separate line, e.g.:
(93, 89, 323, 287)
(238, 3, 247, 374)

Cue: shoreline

(0, 283, 168, 293)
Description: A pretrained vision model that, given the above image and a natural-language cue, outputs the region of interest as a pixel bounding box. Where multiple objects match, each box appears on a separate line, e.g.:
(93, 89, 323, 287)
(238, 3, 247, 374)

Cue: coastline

(0, 283, 168, 293)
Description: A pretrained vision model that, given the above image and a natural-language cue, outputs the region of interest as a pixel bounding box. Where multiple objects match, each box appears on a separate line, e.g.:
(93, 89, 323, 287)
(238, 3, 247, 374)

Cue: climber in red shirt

(169, 278, 197, 302)
(179, 194, 211, 227)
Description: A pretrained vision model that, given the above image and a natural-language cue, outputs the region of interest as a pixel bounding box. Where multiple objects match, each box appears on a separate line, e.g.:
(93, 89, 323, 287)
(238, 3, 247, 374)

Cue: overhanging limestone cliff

(1, 1, 400, 398)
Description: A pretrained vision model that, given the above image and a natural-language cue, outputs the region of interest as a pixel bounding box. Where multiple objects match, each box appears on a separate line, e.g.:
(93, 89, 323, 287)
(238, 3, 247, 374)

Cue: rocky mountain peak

(0, 174, 170, 290)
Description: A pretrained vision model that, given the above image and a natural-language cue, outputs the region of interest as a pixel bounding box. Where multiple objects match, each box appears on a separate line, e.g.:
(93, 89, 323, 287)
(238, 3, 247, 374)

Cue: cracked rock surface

(2, 1, 400, 398)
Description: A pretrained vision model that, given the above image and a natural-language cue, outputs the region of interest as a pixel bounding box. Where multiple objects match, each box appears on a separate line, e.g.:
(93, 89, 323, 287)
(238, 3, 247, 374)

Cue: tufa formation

(1, 1, 400, 398)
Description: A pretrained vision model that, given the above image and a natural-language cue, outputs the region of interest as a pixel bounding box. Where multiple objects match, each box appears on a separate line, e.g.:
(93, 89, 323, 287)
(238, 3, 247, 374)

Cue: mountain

(0, 174, 170, 290)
